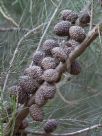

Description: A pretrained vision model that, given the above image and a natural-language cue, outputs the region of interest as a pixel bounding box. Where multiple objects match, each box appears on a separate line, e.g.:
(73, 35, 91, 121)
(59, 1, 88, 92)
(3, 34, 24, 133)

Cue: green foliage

(0, 0, 102, 135)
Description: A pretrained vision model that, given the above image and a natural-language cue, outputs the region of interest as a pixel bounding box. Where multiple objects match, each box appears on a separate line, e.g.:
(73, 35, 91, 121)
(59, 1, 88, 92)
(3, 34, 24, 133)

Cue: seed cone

(36, 82, 56, 100)
(61, 9, 78, 23)
(69, 26, 86, 43)
(33, 51, 45, 66)
(54, 21, 71, 36)
(42, 39, 59, 55)
(9, 85, 28, 104)
(41, 57, 59, 70)
(42, 69, 60, 83)
(24, 66, 43, 83)
(19, 76, 39, 94)
(52, 47, 67, 62)
(68, 39, 80, 47)
(35, 90, 47, 106)
(63, 39, 79, 55)
(70, 60, 81, 75)
(79, 12, 90, 24)
(62, 42, 73, 56)
(29, 104, 43, 121)
(44, 119, 58, 133)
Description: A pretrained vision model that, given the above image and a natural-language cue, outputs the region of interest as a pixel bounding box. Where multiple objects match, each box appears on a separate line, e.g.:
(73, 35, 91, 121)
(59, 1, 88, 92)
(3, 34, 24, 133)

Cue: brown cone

(42, 69, 60, 83)
(70, 60, 81, 75)
(44, 119, 58, 133)
(41, 57, 59, 70)
(37, 82, 56, 100)
(54, 21, 71, 36)
(33, 51, 45, 66)
(35, 90, 47, 107)
(60, 9, 78, 23)
(52, 47, 67, 62)
(69, 26, 86, 43)
(19, 76, 39, 94)
(29, 104, 44, 121)
(24, 66, 43, 83)
(42, 39, 59, 56)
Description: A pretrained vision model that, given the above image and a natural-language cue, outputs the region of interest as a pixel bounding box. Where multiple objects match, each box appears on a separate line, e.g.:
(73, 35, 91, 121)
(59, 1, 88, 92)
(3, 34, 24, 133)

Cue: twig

(29, 118, 89, 125)
(24, 124, 102, 136)
(0, 27, 30, 32)
(89, 0, 94, 30)
(56, 79, 78, 106)
(0, 7, 19, 27)
(68, 22, 102, 62)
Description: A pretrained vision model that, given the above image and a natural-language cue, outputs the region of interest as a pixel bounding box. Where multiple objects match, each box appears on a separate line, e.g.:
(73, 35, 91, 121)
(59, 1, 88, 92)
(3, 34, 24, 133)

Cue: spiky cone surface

(68, 39, 80, 47)
(70, 60, 81, 75)
(9, 85, 28, 104)
(19, 119, 28, 129)
(62, 39, 80, 55)
(35, 89, 47, 106)
(41, 57, 59, 70)
(44, 119, 58, 133)
(33, 50, 45, 66)
(42, 39, 59, 56)
(19, 76, 39, 94)
(69, 26, 86, 43)
(52, 47, 67, 62)
(29, 104, 44, 121)
(42, 69, 61, 83)
(54, 21, 71, 36)
(60, 9, 78, 23)
(36, 82, 56, 100)
(62, 43, 73, 56)
(24, 65, 43, 83)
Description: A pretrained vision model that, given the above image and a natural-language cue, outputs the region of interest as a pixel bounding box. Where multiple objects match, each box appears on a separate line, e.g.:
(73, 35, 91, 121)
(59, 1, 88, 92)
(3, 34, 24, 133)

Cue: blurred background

(0, 0, 102, 135)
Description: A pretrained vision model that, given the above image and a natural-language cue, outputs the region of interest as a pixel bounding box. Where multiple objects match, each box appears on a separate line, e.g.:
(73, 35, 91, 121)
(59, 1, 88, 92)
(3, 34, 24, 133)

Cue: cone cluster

(8, 8, 90, 134)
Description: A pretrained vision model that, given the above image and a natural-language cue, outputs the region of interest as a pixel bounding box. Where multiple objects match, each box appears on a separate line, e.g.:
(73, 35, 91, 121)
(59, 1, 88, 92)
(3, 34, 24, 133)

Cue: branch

(0, 27, 30, 32)
(69, 22, 102, 62)
(24, 124, 102, 136)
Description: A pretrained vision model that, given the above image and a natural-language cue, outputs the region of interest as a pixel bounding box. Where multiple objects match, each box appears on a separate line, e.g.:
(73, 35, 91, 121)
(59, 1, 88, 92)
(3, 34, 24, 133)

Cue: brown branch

(24, 124, 102, 136)
(69, 22, 102, 62)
